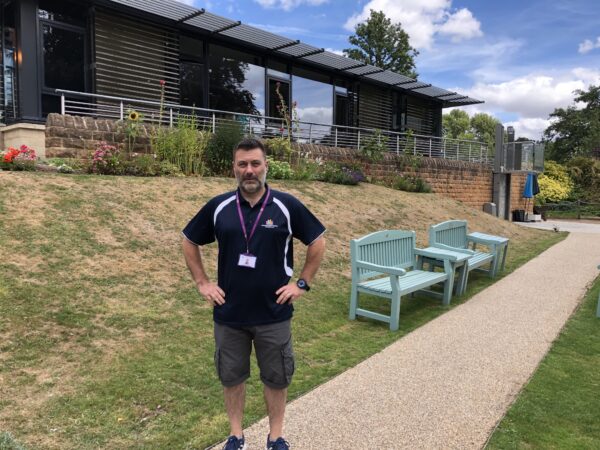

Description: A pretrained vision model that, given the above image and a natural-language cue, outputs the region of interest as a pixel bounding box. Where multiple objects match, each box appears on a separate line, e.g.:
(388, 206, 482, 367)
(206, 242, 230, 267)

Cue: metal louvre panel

(364, 70, 414, 85)
(301, 51, 359, 70)
(412, 85, 452, 97)
(108, 0, 197, 21)
(185, 12, 238, 32)
(277, 42, 320, 58)
(95, 10, 179, 103)
(358, 84, 392, 129)
(406, 96, 435, 135)
(220, 24, 295, 49)
(345, 64, 382, 76)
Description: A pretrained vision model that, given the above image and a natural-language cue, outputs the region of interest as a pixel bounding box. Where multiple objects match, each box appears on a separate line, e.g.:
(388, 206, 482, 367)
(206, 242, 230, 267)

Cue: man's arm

(182, 237, 225, 305)
(275, 236, 325, 304)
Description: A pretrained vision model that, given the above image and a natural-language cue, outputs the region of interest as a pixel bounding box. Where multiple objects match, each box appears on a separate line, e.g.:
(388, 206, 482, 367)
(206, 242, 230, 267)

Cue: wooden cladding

(358, 84, 392, 129)
(94, 10, 179, 103)
(406, 96, 439, 136)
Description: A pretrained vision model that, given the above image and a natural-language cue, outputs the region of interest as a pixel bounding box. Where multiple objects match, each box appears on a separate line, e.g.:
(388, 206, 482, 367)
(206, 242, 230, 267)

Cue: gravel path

(218, 232, 600, 449)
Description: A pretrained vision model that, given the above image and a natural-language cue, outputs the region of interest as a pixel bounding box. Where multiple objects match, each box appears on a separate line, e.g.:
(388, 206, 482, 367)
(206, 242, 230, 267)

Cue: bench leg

(390, 294, 401, 331)
(500, 243, 508, 272)
(442, 277, 453, 306)
(349, 285, 359, 320)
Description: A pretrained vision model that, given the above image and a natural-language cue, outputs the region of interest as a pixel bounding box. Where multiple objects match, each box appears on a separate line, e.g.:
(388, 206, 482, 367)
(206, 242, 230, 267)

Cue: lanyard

(235, 187, 270, 253)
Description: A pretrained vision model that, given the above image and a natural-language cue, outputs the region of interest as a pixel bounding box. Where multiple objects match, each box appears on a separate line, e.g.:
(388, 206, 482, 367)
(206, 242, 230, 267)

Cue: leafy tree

(544, 85, 600, 163)
(442, 109, 471, 139)
(343, 10, 419, 78)
(470, 112, 501, 149)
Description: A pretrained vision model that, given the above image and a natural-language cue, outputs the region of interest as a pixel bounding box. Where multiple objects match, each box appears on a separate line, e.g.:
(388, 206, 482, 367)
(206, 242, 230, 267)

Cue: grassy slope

(0, 172, 564, 449)
(486, 275, 600, 450)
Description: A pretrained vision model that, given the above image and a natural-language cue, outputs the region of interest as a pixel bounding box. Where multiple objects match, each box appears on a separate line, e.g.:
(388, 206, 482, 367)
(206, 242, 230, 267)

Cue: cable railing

(56, 89, 491, 164)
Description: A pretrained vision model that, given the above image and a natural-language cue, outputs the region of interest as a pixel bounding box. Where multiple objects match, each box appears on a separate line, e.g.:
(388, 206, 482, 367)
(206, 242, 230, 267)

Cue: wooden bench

(349, 230, 462, 331)
(428, 220, 509, 294)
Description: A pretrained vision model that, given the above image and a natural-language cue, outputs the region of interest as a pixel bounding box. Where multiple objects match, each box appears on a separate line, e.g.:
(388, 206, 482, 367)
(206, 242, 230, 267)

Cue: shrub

(266, 157, 293, 179)
(537, 161, 573, 203)
(89, 142, 123, 175)
(0, 145, 37, 171)
(152, 114, 211, 175)
(317, 162, 364, 185)
(383, 174, 432, 193)
(360, 129, 388, 162)
(204, 121, 244, 176)
(264, 137, 292, 161)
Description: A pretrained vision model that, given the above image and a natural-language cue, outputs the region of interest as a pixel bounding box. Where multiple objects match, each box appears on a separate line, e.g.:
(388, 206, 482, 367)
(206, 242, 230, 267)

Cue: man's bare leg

(224, 383, 246, 437)
(264, 386, 287, 440)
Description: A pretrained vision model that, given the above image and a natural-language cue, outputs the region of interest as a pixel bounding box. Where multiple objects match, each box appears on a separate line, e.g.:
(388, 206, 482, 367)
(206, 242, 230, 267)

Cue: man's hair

(233, 138, 266, 159)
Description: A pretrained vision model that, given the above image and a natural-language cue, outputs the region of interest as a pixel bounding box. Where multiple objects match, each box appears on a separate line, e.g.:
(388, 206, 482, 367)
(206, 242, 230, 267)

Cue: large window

(180, 36, 205, 108)
(209, 44, 264, 115)
(292, 75, 333, 125)
(2, 2, 17, 120)
(38, 0, 87, 116)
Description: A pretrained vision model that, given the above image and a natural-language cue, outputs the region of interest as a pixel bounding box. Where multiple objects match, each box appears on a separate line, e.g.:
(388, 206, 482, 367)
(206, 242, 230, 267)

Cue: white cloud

(454, 68, 600, 139)
(254, 0, 328, 11)
(344, 0, 482, 50)
(578, 37, 600, 54)
(437, 8, 482, 42)
(325, 47, 344, 56)
(176, 0, 196, 5)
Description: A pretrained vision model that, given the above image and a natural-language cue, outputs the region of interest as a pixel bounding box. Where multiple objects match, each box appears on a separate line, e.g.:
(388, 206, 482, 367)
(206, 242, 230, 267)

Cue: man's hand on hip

(197, 282, 226, 306)
(275, 283, 305, 304)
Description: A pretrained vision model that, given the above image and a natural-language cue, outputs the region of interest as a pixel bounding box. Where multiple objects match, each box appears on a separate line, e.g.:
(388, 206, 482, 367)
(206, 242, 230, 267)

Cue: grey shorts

(213, 319, 294, 389)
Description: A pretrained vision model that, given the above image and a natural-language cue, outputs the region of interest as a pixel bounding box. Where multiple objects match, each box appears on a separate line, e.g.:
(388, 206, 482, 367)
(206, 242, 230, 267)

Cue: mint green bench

(429, 220, 509, 294)
(349, 230, 461, 331)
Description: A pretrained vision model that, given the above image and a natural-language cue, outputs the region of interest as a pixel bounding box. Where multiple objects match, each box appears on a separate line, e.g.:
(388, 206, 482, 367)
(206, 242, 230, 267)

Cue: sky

(178, 0, 600, 140)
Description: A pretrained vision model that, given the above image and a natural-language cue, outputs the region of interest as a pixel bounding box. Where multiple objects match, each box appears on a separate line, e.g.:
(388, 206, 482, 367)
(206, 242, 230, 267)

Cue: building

(0, 0, 482, 139)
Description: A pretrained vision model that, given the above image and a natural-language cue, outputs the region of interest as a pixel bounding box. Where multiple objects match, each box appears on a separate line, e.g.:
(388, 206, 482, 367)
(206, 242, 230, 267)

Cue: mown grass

(486, 274, 600, 450)
(0, 172, 566, 450)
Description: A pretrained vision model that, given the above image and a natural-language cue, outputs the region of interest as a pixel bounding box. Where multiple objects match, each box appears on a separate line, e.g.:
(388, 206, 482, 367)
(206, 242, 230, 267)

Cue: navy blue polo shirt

(182, 185, 325, 327)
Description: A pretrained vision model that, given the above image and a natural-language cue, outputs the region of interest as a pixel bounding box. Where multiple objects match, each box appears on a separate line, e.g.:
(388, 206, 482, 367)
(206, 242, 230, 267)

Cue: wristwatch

(296, 278, 311, 291)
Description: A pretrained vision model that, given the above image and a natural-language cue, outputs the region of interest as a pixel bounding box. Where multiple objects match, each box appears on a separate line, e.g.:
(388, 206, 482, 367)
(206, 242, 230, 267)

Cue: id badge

(238, 253, 257, 269)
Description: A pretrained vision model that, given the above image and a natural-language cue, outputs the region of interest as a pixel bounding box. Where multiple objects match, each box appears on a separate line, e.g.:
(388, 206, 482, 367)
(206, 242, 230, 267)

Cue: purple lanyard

(235, 187, 270, 254)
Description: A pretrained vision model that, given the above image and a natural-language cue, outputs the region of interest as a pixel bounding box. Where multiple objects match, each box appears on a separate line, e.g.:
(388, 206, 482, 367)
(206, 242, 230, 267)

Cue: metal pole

(169, 109, 173, 127)
(469, 143, 472, 162)
(335, 128, 338, 147)
(413, 138, 416, 155)
(443, 139, 446, 158)
(60, 94, 65, 115)
(429, 139, 432, 157)
(396, 135, 400, 155)
(357, 131, 361, 150)
(308, 123, 312, 144)
(120, 102, 124, 121)
(212, 113, 216, 133)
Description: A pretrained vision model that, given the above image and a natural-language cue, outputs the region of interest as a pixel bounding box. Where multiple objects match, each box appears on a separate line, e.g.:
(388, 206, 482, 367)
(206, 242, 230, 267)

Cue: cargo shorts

(213, 319, 294, 389)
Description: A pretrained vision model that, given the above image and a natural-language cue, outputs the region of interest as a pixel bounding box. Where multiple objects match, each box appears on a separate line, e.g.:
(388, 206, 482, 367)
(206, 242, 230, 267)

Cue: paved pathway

(218, 231, 600, 449)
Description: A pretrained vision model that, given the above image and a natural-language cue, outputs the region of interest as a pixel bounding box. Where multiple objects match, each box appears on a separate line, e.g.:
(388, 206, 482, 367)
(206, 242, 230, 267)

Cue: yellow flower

(128, 110, 140, 121)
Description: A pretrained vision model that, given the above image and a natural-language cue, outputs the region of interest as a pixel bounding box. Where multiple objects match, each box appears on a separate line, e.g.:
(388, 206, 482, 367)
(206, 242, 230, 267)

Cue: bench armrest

(355, 260, 407, 276)
(430, 243, 475, 255)
(467, 233, 508, 246)
(415, 248, 459, 262)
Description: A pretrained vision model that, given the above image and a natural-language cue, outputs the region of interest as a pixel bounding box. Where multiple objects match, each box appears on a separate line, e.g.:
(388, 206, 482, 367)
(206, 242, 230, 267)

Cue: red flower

(159, 80, 165, 86)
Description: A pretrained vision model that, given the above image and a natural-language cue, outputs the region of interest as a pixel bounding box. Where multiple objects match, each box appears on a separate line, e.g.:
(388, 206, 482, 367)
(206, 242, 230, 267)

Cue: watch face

(297, 279, 308, 290)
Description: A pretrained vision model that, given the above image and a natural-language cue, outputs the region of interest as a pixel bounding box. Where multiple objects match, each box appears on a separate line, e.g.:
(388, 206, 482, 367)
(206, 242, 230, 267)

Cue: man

(182, 138, 326, 450)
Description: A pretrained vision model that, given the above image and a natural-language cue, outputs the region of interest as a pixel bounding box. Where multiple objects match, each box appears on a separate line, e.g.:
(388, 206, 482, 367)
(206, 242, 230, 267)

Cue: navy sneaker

(266, 435, 290, 450)
(223, 435, 247, 450)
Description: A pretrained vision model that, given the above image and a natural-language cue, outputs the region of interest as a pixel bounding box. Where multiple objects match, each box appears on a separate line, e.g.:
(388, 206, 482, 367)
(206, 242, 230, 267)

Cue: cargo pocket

(214, 348, 222, 380)
(281, 338, 295, 385)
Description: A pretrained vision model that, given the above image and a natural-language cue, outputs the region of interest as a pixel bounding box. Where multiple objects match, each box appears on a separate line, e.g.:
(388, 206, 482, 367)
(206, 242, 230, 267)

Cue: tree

(442, 109, 471, 139)
(343, 10, 419, 78)
(470, 112, 501, 150)
(544, 85, 600, 163)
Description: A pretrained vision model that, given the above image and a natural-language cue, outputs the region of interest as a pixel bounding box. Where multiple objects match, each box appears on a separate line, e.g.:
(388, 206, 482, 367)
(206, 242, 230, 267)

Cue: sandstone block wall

(45, 113, 153, 158)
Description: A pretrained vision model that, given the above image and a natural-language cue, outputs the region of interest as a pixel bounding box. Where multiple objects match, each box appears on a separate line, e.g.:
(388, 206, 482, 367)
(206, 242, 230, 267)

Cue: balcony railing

(56, 89, 490, 164)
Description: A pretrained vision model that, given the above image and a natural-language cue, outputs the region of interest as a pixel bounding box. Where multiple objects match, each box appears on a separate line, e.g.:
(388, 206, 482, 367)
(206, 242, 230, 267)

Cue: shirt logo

(262, 219, 278, 229)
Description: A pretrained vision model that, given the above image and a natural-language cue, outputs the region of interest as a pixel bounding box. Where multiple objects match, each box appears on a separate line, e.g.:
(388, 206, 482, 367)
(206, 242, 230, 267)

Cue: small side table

(467, 232, 509, 277)
(417, 247, 471, 296)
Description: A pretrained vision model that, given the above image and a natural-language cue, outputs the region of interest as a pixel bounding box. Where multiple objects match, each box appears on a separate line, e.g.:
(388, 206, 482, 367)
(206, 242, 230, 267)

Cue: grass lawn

(486, 274, 600, 450)
(0, 172, 566, 449)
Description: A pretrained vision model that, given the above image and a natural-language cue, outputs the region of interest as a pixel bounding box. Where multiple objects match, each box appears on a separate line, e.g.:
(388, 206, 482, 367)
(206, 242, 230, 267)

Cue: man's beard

(237, 173, 266, 195)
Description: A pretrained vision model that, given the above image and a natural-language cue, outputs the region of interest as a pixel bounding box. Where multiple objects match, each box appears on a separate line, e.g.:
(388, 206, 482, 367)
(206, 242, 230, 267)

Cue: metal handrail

(55, 89, 490, 164)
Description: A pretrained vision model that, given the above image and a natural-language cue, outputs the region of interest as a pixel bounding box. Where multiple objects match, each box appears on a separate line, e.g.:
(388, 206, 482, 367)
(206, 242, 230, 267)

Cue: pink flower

(159, 80, 165, 86)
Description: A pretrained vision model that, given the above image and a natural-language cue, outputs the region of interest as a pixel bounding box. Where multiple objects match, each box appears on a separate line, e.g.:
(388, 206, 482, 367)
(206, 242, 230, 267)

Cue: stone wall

(45, 114, 529, 214)
(45, 113, 153, 158)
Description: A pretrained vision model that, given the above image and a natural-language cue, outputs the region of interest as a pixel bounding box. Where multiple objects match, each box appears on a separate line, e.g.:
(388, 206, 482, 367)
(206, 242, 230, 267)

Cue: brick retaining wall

(45, 114, 529, 213)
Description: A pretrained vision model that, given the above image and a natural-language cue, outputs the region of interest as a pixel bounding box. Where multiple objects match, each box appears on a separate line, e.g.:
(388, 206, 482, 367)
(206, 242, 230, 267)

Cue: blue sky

(179, 0, 600, 139)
